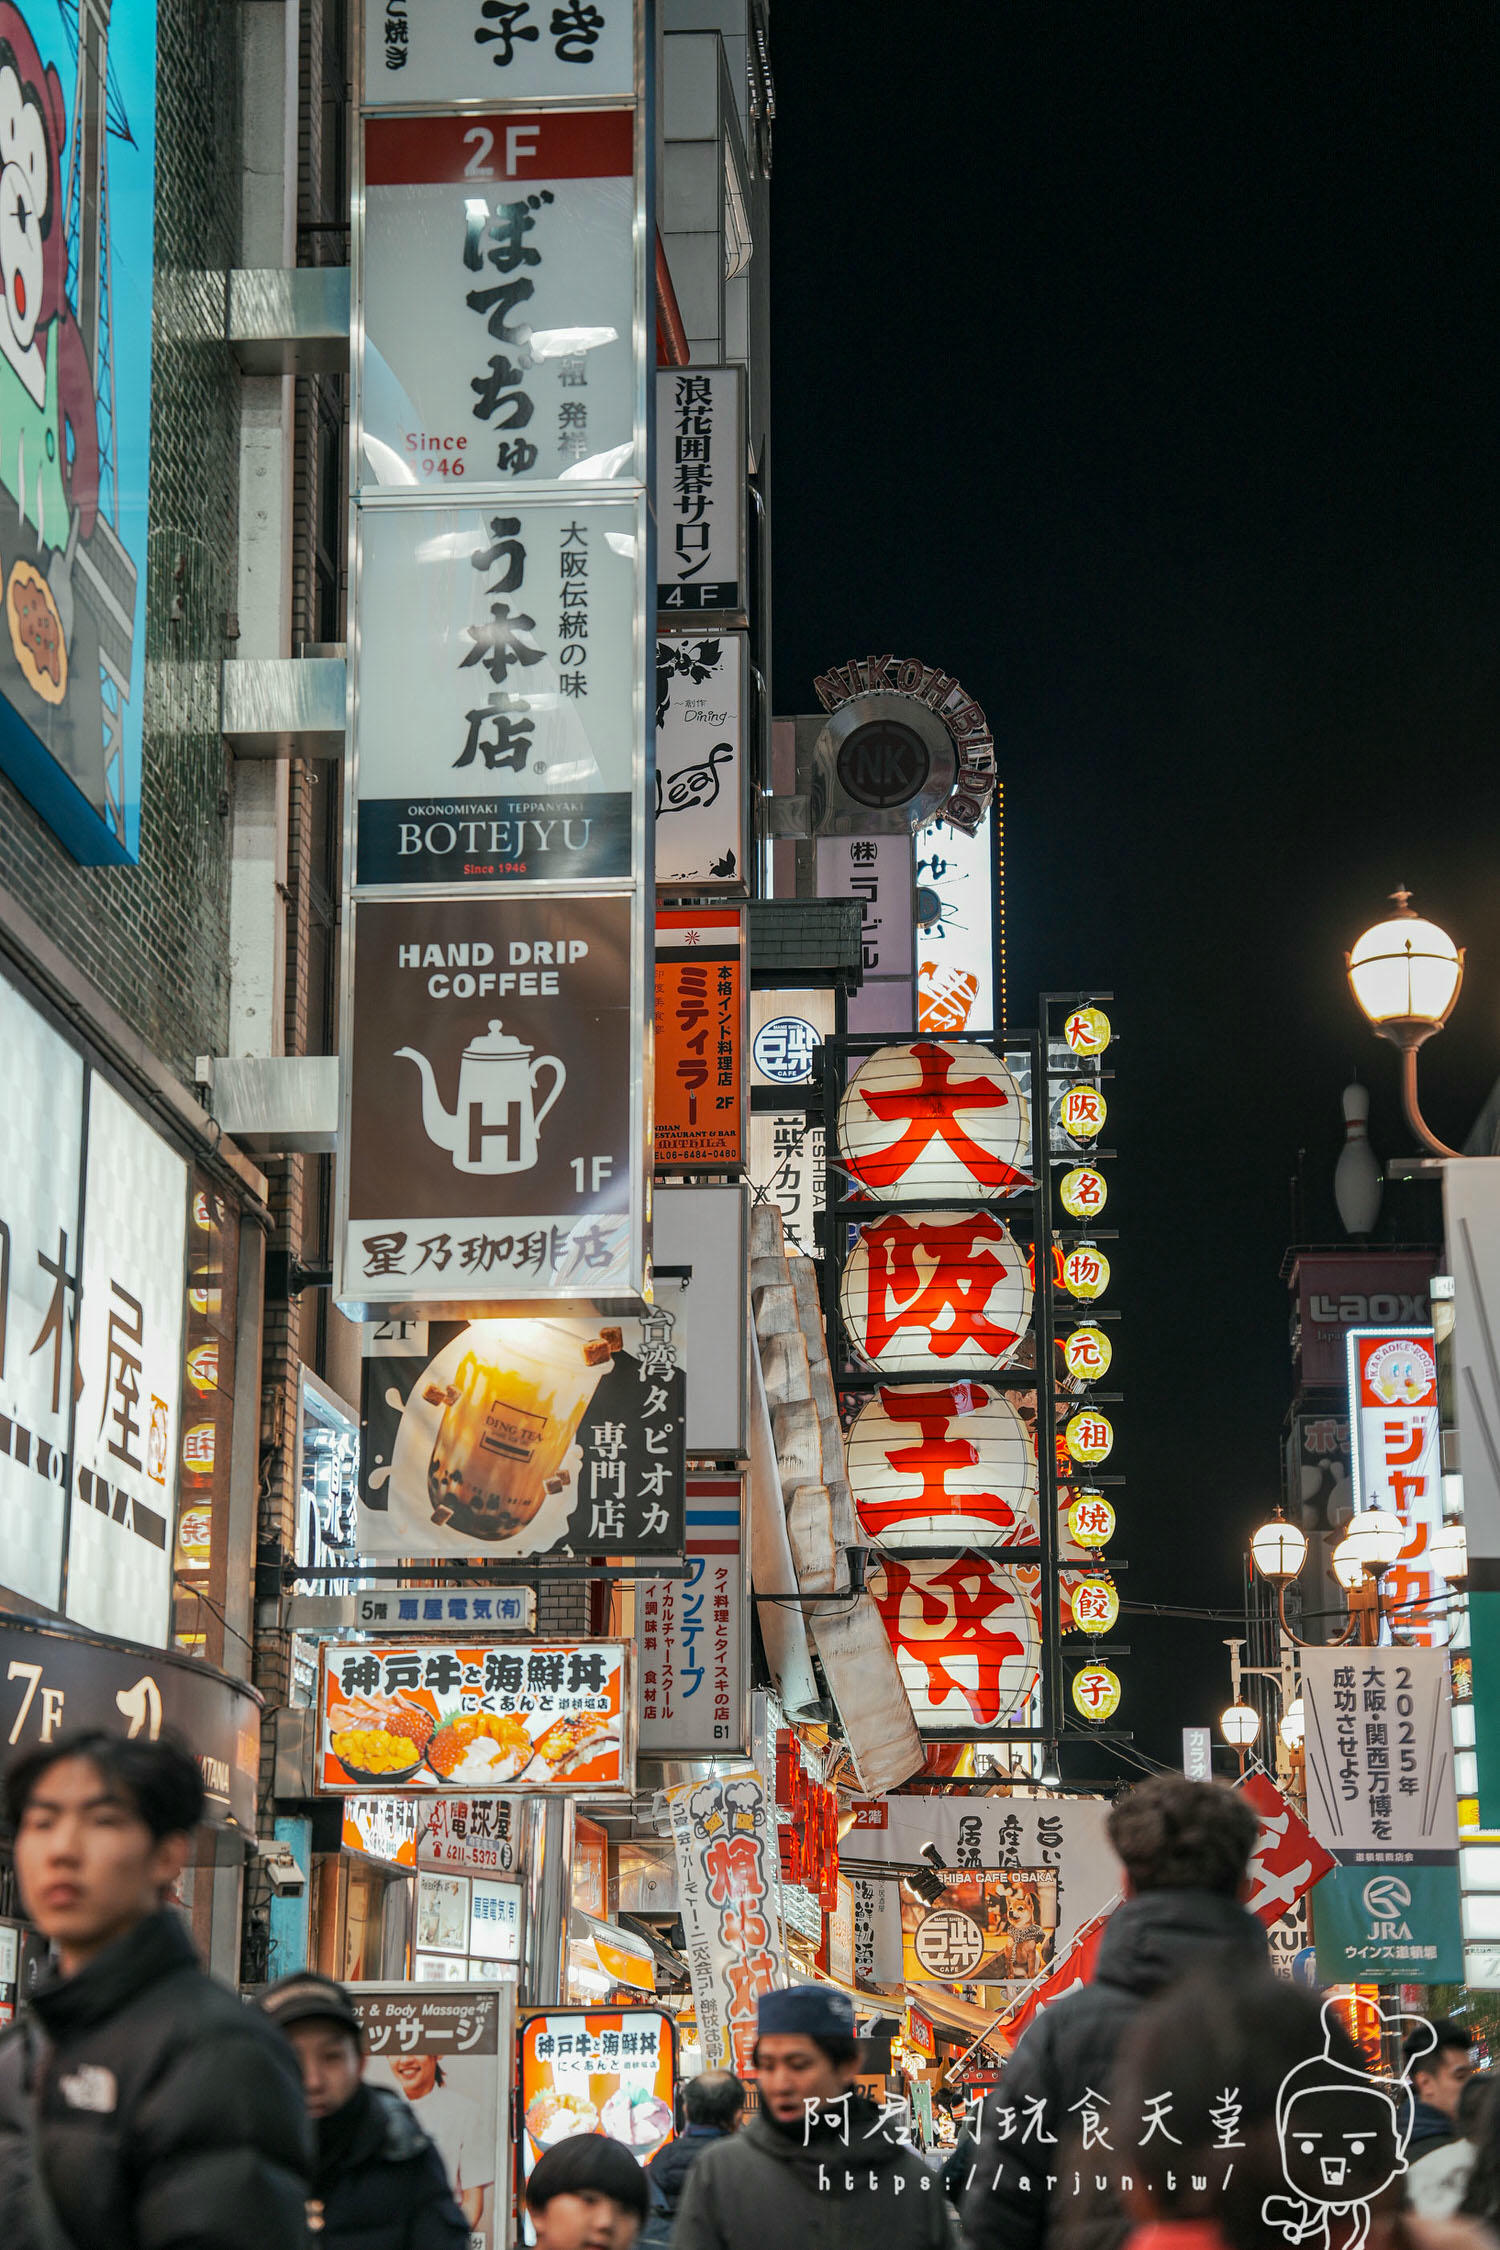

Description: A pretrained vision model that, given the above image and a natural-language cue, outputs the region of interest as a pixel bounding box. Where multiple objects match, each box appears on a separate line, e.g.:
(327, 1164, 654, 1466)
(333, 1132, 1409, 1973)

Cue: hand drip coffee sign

(395, 1019, 565, 1175)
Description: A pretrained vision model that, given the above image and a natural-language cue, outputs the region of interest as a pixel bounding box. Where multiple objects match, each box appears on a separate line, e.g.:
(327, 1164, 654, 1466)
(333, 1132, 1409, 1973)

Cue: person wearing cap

(671, 1985, 949, 2250)
(260, 1971, 469, 2248)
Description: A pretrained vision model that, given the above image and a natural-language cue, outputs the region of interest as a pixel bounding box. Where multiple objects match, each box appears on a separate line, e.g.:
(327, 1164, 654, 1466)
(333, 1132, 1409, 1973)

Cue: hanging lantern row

(1059, 1166, 1107, 1221)
(837, 1041, 1031, 1203)
(1065, 1408, 1114, 1467)
(1064, 1573, 1120, 1636)
(841, 1208, 1033, 1375)
(1062, 1324, 1112, 1381)
(1061, 1243, 1110, 1302)
(1065, 1488, 1116, 1550)
(1072, 1663, 1121, 1722)
(847, 1383, 1038, 1551)
(869, 1556, 1042, 1730)
(1062, 1005, 1112, 1058)
(1056, 1083, 1106, 1143)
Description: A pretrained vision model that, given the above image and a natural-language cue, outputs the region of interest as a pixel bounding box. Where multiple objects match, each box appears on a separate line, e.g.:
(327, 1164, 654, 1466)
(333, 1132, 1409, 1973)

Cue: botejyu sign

(1301, 1645, 1463, 1982)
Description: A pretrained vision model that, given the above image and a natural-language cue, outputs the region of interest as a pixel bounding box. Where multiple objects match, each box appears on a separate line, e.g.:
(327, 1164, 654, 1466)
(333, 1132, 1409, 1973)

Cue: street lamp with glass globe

(1279, 1697, 1306, 1750)
(1251, 1511, 1309, 1583)
(1346, 890, 1465, 1156)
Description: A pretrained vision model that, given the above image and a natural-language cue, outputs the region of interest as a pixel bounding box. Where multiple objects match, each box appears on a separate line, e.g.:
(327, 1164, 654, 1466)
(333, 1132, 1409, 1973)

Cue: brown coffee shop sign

(335, 894, 647, 1317)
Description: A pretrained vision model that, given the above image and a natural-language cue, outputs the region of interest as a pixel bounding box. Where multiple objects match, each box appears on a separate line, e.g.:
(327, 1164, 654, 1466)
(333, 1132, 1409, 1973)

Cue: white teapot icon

(395, 1020, 566, 1174)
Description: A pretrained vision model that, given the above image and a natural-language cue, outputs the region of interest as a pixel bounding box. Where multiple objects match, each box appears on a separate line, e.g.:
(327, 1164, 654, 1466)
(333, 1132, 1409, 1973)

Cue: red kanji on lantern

(841, 1040, 1029, 1193)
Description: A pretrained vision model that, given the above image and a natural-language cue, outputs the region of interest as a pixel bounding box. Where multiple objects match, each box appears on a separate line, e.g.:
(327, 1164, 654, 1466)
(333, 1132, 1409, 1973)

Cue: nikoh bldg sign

(337, 5, 653, 1319)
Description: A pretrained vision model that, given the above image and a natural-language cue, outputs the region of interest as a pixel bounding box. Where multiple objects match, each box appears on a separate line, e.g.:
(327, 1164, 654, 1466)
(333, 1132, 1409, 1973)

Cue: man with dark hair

(261, 1970, 468, 2246)
(962, 1774, 1266, 2250)
(640, 2071, 744, 2248)
(672, 1985, 948, 2250)
(526, 2130, 649, 2250)
(1404, 2017, 1477, 2162)
(0, 1729, 311, 2248)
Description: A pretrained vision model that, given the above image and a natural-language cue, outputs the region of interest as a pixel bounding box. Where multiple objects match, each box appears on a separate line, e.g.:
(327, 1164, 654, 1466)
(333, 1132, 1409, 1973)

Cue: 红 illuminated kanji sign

(846, 1382, 1037, 1551)
(837, 1041, 1030, 1202)
(840, 1209, 1033, 1376)
(869, 1556, 1040, 1728)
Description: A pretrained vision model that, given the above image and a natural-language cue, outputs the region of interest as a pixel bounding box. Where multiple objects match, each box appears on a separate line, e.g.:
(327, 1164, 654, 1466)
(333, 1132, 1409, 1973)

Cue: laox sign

(1308, 1292, 1428, 1323)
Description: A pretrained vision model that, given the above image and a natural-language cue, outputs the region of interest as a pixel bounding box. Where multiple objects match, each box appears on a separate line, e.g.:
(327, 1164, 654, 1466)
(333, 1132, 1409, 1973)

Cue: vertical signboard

(1302, 1645, 1463, 1983)
(653, 908, 745, 1171)
(748, 989, 832, 1259)
(340, 1, 653, 1324)
(1443, 1158, 1500, 1827)
(1346, 1328, 1448, 1643)
(654, 635, 748, 890)
(655, 369, 746, 622)
(355, 1984, 514, 2250)
(338, 894, 645, 1312)
(815, 834, 915, 1034)
(68, 1077, 187, 1643)
(665, 1768, 782, 2073)
(639, 1478, 747, 1754)
(916, 811, 995, 1035)
(0, 4, 158, 865)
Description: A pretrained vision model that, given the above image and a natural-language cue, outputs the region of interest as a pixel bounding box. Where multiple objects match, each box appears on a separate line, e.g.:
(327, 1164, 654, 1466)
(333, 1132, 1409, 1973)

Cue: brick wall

(0, 0, 242, 1086)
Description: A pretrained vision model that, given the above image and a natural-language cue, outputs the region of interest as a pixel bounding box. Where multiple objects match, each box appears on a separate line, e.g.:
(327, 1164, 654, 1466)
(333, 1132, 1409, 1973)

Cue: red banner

(1237, 1769, 1336, 1926)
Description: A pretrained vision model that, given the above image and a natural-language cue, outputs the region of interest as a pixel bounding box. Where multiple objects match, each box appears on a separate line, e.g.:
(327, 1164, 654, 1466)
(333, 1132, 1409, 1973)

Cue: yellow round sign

(1071, 1577, 1119, 1636)
(1062, 1325, 1112, 1381)
(1067, 1490, 1116, 1549)
(1062, 1245, 1110, 1302)
(1059, 1166, 1107, 1222)
(1065, 1409, 1114, 1466)
(1072, 1663, 1121, 1721)
(1059, 1084, 1107, 1142)
(1063, 1005, 1112, 1058)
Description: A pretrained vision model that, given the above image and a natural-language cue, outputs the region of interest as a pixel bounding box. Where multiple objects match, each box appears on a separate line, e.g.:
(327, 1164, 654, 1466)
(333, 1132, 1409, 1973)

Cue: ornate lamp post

(1346, 890, 1464, 1156)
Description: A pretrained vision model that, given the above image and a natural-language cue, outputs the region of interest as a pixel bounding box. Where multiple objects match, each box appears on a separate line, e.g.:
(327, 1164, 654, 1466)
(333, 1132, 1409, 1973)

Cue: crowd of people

(0, 1736, 1497, 2250)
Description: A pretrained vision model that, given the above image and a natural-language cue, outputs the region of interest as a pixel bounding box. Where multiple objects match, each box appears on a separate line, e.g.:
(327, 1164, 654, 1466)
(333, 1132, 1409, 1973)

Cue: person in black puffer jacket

(962, 1774, 1265, 2250)
(261, 1971, 468, 2249)
(641, 2071, 744, 2250)
(0, 1729, 311, 2250)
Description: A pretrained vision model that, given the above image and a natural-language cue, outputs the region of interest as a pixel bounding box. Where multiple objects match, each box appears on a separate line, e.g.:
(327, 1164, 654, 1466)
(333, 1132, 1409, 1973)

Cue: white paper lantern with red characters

(840, 1209, 1033, 1376)
(847, 1382, 1038, 1551)
(870, 1556, 1041, 1729)
(837, 1040, 1030, 1202)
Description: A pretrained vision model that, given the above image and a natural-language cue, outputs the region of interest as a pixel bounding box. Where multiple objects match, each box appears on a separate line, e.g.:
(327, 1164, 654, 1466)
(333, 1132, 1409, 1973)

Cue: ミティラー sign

(354, 1984, 514, 2250)
(0, 3, 158, 865)
(655, 368, 745, 620)
(654, 635, 747, 891)
(358, 109, 640, 494)
(653, 908, 745, 1172)
(639, 1479, 746, 1754)
(336, 893, 645, 1314)
(319, 1637, 632, 1796)
(352, 497, 644, 887)
(357, 1314, 685, 1559)
(0, 1615, 261, 1835)
(363, 0, 637, 109)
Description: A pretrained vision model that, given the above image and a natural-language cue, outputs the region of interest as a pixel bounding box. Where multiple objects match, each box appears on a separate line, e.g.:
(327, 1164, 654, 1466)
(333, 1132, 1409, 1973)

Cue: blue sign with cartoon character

(0, 0, 156, 863)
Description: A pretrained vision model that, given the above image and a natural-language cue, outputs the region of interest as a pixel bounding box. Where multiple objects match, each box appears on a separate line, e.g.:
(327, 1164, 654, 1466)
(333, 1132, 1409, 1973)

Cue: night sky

(769, 6, 1500, 1772)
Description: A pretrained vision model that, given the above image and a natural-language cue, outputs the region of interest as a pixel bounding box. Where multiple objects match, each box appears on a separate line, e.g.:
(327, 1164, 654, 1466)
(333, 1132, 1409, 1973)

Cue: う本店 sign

(319, 1638, 633, 1797)
(336, 894, 647, 1314)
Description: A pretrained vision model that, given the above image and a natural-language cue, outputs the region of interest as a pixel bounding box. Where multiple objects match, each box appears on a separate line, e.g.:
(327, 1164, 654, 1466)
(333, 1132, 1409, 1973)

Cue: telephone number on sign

(431, 1844, 514, 1871)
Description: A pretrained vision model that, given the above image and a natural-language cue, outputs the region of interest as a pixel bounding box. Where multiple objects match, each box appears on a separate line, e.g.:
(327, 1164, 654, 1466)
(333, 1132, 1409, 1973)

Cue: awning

(903, 1982, 1010, 2051)
(570, 1913, 656, 1993)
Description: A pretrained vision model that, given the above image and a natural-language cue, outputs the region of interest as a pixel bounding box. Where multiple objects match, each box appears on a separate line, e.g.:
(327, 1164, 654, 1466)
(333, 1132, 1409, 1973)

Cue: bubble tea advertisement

(519, 2010, 676, 2239)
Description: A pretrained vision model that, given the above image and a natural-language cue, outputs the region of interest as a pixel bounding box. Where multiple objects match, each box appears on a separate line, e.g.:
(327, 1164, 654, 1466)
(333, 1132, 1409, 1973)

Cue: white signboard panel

(364, 0, 636, 109)
(842, 1791, 1117, 1960)
(655, 368, 745, 619)
(639, 1478, 746, 1754)
(353, 496, 644, 889)
(748, 989, 833, 1263)
(653, 1183, 747, 1455)
(68, 1076, 187, 1644)
(654, 634, 747, 890)
(816, 833, 914, 1035)
(359, 108, 638, 494)
(916, 810, 994, 1035)
(1302, 1644, 1459, 1857)
(0, 978, 83, 1608)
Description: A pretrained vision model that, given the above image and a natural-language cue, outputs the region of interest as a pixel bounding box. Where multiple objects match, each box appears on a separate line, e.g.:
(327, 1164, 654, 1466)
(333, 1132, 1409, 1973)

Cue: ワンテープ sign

(359, 109, 640, 494)
(639, 1479, 745, 1754)
(335, 893, 646, 1313)
(319, 1637, 632, 1796)
(352, 498, 644, 886)
(357, 1313, 685, 1560)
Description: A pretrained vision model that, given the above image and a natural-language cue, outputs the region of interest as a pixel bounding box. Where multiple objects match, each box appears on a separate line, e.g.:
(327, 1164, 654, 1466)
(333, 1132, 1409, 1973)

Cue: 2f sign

(462, 123, 544, 180)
